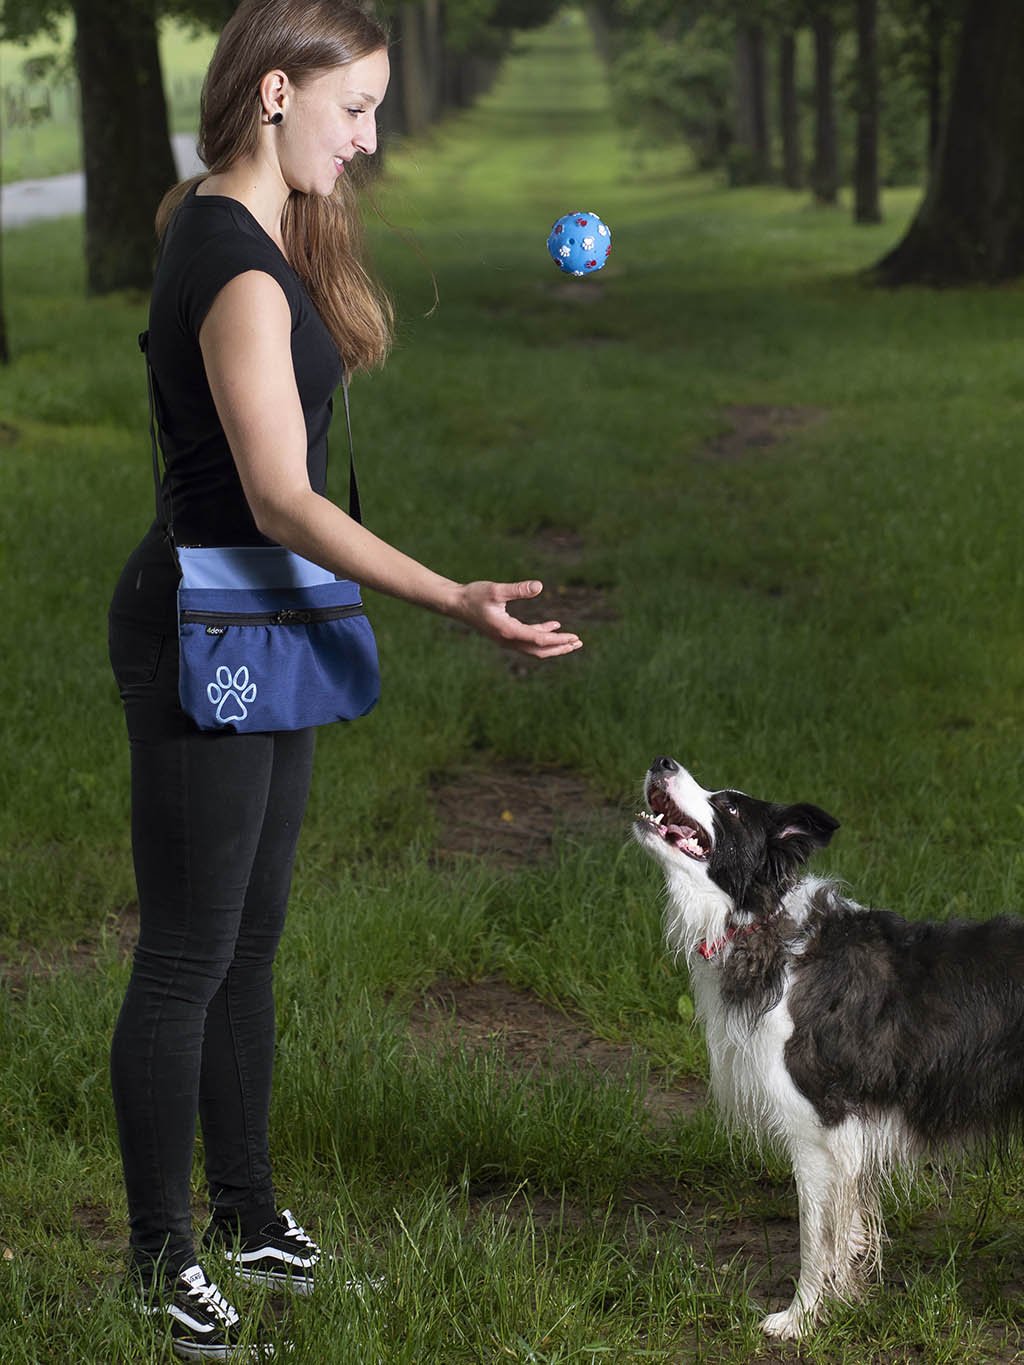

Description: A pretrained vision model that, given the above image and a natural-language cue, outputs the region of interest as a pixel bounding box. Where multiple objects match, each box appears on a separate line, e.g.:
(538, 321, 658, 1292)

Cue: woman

(108, 1, 581, 1356)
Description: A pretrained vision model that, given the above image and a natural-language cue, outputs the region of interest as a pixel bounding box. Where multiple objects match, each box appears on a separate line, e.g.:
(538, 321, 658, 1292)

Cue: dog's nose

(651, 756, 679, 774)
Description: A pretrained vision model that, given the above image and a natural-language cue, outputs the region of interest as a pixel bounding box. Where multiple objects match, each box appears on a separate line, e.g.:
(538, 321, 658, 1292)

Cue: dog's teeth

(653, 813, 665, 826)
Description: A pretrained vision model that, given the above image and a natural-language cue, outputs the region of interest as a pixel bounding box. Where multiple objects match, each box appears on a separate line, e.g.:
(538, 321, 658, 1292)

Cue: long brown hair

(156, 0, 393, 372)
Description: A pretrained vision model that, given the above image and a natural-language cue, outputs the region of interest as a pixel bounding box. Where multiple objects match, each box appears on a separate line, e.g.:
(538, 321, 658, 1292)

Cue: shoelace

(279, 1210, 320, 1255)
(185, 1275, 239, 1328)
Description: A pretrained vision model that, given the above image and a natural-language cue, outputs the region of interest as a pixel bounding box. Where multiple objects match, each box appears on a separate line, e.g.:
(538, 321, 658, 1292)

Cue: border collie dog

(635, 755, 1024, 1340)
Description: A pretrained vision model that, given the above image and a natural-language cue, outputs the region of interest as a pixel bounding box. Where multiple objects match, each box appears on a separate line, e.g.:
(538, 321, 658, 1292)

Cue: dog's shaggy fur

(635, 756, 1024, 1339)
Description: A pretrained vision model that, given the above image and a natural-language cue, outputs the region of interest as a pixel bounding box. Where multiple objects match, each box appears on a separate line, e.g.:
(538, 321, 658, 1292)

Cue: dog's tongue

(665, 823, 703, 855)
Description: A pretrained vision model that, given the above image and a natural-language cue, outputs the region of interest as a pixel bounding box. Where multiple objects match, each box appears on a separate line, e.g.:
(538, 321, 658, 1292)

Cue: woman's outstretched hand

(455, 580, 583, 659)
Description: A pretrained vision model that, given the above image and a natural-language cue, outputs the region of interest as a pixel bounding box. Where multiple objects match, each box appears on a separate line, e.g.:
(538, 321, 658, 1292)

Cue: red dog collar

(698, 923, 760, 960)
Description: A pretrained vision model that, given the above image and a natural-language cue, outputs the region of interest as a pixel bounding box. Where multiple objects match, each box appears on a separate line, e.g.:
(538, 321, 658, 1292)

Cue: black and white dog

(635, 755, 1024, 1340)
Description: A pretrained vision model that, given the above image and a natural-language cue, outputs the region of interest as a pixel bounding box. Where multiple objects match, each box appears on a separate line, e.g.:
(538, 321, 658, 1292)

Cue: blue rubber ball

(547, 210, 612, 276)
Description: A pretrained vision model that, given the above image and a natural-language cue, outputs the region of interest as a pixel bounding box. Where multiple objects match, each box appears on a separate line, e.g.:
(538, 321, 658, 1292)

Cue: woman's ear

(259, 69, 289, 121)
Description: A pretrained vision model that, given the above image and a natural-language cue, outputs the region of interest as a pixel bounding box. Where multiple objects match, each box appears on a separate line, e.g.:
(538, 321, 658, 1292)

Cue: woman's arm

(199, 271, 581, 659)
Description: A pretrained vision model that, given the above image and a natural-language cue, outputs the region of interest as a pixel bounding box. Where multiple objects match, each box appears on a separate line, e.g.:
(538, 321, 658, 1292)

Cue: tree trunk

(72, 0, 177, 294)
(443, 51, 499, 109)
(778, 30, 802, 190)
(584, 3, 613, 66)
(377, 7, 407, 145)
(875, 0, 1024, 284)
(733, 22, 770, 183)
(399, 1, 431, 137)
(810, 12, 839, 205)
(853, 0, 881, 223)
(925, 0, 945, 173)
(421, 0, 444, 122)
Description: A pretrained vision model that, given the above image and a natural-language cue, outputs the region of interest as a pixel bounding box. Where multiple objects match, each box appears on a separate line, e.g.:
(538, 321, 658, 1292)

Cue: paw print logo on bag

(207, 665, 257, 725)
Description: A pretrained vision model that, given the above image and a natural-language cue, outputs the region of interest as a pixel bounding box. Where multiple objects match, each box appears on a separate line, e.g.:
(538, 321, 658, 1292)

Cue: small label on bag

(205, 625, 227, 636)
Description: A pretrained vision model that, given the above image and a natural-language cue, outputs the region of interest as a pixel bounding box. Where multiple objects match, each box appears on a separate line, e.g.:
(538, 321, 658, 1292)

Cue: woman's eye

(347, 108, 366, 117)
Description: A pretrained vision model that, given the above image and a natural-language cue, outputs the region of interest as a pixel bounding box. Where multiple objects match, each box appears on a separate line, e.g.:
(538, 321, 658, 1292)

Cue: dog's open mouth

(636, 789, 711, 861)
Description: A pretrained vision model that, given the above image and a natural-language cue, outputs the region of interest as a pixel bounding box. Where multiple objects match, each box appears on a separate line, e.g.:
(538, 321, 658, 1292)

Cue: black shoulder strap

(339, 366, 361, 526)
(139, 330, 174, 537)
(139, 329, 362, 535)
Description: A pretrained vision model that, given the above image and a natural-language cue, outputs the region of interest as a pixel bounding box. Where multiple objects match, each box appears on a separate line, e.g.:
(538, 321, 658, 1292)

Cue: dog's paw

(760, 1308, 808, 1340)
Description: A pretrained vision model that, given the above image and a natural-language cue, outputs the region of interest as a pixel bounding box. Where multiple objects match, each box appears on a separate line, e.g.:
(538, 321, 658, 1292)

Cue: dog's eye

(725, 803, 740, 818)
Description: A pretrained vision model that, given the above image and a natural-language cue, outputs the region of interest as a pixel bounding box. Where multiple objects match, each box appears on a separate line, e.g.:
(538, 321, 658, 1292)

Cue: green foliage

(1, 16, 215, 182)
(491, 0, 562, 29)
(163, 0, 232, 29)
(611, 0, 706, 32)
(0, 0, 229, 44)
(441, 0, 500, 55)
(608, 3, 941, 187)
(0, 0, 65, 44)
(612, 15, 733, 169)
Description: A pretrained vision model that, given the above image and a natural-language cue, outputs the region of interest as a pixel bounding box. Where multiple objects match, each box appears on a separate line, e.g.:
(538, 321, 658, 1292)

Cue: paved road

(1, 133, 204, 229)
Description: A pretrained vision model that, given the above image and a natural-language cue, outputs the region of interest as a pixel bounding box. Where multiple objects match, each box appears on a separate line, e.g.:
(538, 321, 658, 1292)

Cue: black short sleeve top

(147, 186, 343, 546)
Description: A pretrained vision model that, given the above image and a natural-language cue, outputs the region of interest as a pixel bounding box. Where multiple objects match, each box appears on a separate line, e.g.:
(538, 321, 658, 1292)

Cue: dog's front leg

(761, 1139, 838, 1339)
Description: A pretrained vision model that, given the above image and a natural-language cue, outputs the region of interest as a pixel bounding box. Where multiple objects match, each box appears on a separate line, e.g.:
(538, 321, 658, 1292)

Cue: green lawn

(2, 10, 1024, 1362)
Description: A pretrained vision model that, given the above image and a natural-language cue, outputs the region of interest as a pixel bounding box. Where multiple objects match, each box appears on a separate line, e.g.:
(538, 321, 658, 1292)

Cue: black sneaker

(210, 1210, 320, 1296)
(135, 1263, 269, 1360)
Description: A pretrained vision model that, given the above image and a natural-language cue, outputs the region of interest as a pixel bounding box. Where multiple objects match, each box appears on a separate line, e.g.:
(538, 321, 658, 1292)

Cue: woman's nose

(354, 115, 377, 157)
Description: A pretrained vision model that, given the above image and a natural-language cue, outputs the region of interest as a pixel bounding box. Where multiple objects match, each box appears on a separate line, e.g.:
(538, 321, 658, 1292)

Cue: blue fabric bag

(141, 332, 380, 733)
(177, 546, 380, 732)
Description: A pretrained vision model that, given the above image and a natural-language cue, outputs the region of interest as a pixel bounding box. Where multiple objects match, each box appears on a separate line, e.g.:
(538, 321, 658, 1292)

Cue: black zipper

(181, 603, 365, 627)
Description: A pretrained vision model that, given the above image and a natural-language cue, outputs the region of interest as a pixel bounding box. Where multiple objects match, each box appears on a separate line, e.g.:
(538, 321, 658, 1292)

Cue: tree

(4, 0, 178, 294)
(777, 27, 802, 188)
(853, 0, 880, 221)
(375, 0, 552, 145)
(886, 0, 964, 181)
(809, 5, 839, 204)
(874, 0, 1024, 284)
(920, 0, 946, 166)
(4, 6, 63, 347)
(732, 21, 770, 182)
(6, 0, 534, 292)
(73, 0, 178, 293)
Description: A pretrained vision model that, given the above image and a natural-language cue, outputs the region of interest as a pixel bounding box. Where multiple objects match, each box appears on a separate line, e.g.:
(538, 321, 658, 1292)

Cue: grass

(3, 7, 1024, 1361)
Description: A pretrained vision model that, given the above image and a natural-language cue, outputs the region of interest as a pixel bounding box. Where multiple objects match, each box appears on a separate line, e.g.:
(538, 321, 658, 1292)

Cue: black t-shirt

(112, 186, 343, 630)
(149, 186, 342, 545)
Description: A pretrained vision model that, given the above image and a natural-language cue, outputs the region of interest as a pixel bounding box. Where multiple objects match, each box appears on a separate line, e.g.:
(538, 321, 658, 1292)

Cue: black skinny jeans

(108, 598, 315, 1279)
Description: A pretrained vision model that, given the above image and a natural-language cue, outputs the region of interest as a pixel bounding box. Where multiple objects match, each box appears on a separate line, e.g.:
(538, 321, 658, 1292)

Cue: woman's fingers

(457, 579, 583, 657)
(496, 579, 544, 600)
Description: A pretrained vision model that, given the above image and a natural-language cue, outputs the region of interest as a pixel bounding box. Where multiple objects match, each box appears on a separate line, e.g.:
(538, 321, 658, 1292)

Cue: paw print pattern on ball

(207, 664, 258, 724)
(547, 211, 612, 276)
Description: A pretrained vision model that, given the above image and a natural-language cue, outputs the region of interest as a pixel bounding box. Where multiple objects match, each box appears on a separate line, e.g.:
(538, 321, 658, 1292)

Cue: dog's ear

(772, 803, 840, 858)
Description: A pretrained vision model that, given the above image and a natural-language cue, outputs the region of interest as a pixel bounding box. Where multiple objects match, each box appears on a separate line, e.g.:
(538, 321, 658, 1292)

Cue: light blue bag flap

(177, 545, 336, 591)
